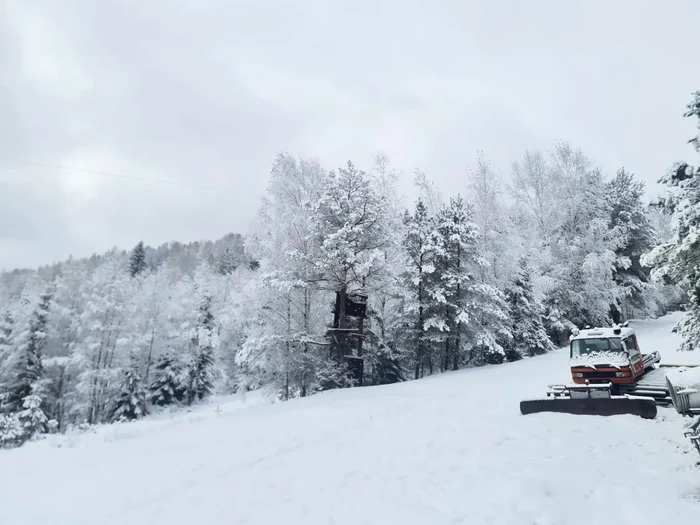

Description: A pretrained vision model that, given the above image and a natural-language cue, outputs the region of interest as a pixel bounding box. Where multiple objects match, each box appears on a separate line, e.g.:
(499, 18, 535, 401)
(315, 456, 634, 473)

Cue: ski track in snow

(2, 313, 700, 524)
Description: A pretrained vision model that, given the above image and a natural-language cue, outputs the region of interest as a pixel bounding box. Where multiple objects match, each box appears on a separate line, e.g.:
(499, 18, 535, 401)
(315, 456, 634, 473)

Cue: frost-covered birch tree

(239, 153, 329, 398)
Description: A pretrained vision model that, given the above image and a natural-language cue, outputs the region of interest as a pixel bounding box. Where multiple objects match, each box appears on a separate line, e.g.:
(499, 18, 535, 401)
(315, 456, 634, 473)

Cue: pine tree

(218, 247, 237, 275)
(109, 365, 147, 422)
(363, 343, 404, 386)
(149, 353, 185, 406)
(402, 200, 438, 379)
(0, 414, 23, 448)
(184, 295, 217, 405)
(0, 309, 12, 354)
(17, 385, 48, 439)
(427, 199, 464, 371)
(0, 309, 13, 386)
(644, 91, 700, 350)
(310, 161, 389, 383)
(437, 198, 509, 365)
(505, 257, 554, 360)
(129, 241, 147, 277)
(606, 168, 657, 319)
(1, 290, 51, 415)
(437, 196, 511, 367)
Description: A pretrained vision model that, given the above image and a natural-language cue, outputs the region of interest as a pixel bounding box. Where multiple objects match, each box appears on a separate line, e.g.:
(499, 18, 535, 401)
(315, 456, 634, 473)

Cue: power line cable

(0, 159, 219, 190)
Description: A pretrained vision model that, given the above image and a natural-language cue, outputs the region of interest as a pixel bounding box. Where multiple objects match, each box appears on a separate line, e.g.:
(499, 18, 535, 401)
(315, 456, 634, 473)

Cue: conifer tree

(0, 414, 23, 448)
(0, 309, 12, 354)
(184, 295, 217, 405)
(309, 161, 389, 384)
(109, 364, 147, 422)
(433, 197, 513, 366)
(505, 257, 554, 360)
(149, 353, 185, 406)
(129, 241, 147, 277)
(606, 168, 657, 319)
(1, 290, 52, 415)
(437, 197, 479, 370)
(218, 247, 237, 275)
(402, 200, 438, 378)
(0, 310, 13, 390)
(17, 385, 49, 439)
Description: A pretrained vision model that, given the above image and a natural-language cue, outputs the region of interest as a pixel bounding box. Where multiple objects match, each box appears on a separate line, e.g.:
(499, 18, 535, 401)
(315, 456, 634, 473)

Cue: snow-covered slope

(635, 311, 699, 365)
(2, 313, 700, 525)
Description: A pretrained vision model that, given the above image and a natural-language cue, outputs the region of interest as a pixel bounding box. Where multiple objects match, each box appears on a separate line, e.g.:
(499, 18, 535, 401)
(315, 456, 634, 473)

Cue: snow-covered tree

(129, 241, 147, 277)
(401, 199, 438, 378)
(74, 251, 133, 424)
(434, 197, 511, 367)
(0, 309, 13, 383)
(513, 142, 626, 338)
(1, 288, 52, 415)
(218, 247, 238, 275)
(109, 362, 147, 422)
(504, 257, 554, 360)
(466, 151, 518, 286)
(315, 165, 388, 311)
(0, 309, 12, 356)
(509, 149, 556, 238)
(240, 153, 329, 398)
(130, 263, 181, 389)
(43, 259, 86, 430)
(149, 353, 185, 406)
(362, 153, 407, 386)
(413, 169, 444, 215)
(17, 385, 49, 439)
(309, 160, 391, 386)
(425, 198, 469, 370)
(0, 414, 23, 448)
(311, 161, 390, 294)
(183, 294, 218, 405)
(605, 168, 658, 320)
(644, 91, 700, 350)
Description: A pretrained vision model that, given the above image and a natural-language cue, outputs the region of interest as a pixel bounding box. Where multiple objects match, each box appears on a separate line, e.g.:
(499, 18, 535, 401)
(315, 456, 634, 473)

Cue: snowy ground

(634, 310, 698, 365)
(2, 313, 700, 525)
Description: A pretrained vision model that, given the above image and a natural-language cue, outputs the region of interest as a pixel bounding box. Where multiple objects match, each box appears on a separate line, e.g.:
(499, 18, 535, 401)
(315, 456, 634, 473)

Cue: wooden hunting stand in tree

(328, 288, 368, 386)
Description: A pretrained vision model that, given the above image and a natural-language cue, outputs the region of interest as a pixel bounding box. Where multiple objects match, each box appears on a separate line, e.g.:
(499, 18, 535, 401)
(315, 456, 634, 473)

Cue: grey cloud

(1, 0, 700, 270)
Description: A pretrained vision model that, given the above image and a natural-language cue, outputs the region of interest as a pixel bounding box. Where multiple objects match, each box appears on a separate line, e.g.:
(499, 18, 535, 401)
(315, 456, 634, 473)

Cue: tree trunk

(332, 285, 348, 361)
(54, 368, 66, 431)
(416, 258, 424, 380)
(454, 242, 462, 371)
(301, 287, 310, 398)
(144, 308, 159, 387)
(284, 296, 291, 401)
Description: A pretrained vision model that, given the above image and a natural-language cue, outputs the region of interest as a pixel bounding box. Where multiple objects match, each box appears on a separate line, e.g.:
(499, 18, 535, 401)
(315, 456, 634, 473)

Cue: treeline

(0, 140, 683, 448)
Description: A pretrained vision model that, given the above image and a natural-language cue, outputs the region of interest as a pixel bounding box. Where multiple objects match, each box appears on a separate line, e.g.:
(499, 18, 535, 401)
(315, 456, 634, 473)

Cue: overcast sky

(1, 0, 699, 271)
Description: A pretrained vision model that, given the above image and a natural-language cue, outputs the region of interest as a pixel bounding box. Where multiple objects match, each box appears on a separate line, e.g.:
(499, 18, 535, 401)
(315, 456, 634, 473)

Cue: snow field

(635, 311, 698, 365)
(1, 312, 700, 524)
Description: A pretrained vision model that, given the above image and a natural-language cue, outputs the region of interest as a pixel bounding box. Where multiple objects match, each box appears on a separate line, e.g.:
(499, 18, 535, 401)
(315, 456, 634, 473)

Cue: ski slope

(2, 313, 700, 525)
